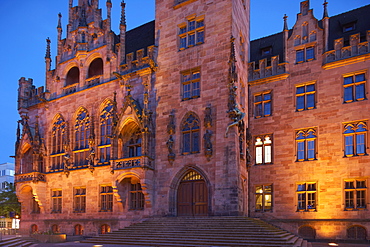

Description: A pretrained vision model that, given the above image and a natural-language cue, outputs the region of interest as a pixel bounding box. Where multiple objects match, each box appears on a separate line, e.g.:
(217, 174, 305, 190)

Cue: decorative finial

(45, 37, 51, 59)
(57, 13, 62, 29)
(120, 1, 126, 26)
(283, 14, 288, 31)
(323, 0, 329, 19)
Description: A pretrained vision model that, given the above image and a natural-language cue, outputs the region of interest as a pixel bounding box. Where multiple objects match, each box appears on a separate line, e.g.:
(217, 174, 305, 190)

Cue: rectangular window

(254, 92, 272, 118)
(178, 17, 205, 50)
(343, 73, 366, 103)
(296, 50, 304, 63)
(255, 135, 272, 165)
(296, 128, 317, 161)
(297, 182, 316, 211)
(255, 184, 273, 212)
(51, 189, 62, 213)
(344, 180, 367, 210)
(32, 196, 40, 214)
(100, 185, 113, 212)
(181, 69, 201, 100)
(74, 187, 86, 213)
(343, 121, 367, 157)
(296, 83, 316, 111)
(296, 47, 315, 63)
(130, 183, 144, 210)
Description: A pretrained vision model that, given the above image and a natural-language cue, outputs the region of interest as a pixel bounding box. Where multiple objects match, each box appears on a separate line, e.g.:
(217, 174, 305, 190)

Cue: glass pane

(297, 95, 304, 111)
(192, 81, 200, 97)
(306, 47, 314, 60)
(297, 141, 305, 160)
(197, 30, 204, 43)
(183, 133, 190, 153)
(255, 103, 262, 118)
(255, 95, 262, 103)
(355, 74, 365, 82)
(296, 50, 304, 63)
(264, 145, 271, 163)
(345, 135, 354, 156)
(180, 37, 187, 49)
(188, 21, 195, 31)
(263, 93, 271, 101)
(306, 93, 315, 109)
(355, 84, 365, 100)
(307, 140, 315, 159)
(306, 84, 315, 92)
(296, 86, 305, 94)
(192, 131, 200, 152)
(344, 76, 353, 85)
(188, 33, 195, 46)
(356, 134, 365, 154)
(255, 194, 263, 210)
(297, 184, 306, 191)
(264, 194, 272, 210)
(256, 146, 263, 164)
(344, 86, 353, 102)
(264, 102, 271, 116)
(183, 83, 191, 99)
(196, 20, 204, 28)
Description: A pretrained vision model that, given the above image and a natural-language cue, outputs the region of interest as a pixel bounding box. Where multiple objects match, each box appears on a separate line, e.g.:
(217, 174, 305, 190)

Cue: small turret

(67, 0, 73, 37)
(283, 14, 289, 62)
(106, 0, 112, 30)
(45, 38, 51, 83)
(57, 13, 63, 57)
(322, 0, 329, 52)
(119, 1, 127, 64)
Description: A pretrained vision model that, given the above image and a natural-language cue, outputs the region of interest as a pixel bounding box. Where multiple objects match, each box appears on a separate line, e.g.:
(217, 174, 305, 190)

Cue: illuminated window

(344, 180, 367, 210)
(51, 224, 60, 234)
(74, 224, 83, 236)
(255, 135, 272, 165)
(296, 128, 316, 161)
(182, 112, 200, 154)
(74, 109, 90, 167)
(178, 17, 204, 50)
(130, 183, 144, 210)
(74, 187, 86, 213)
(100, 185, 113, 212)
(51, 115, 66, 171)
(296, 83, 315, 111)
(99, 103, 113, 163)
(297, 182, 316, 211)
(182, 69, 200, 100)
(343, 73, 366, 103)
(343, 121, 367, 157)
(100, 224, 110, 234)
(255, 184, 272, 212)
(254, 92, 272, 118)
(51, 189, 62, 213)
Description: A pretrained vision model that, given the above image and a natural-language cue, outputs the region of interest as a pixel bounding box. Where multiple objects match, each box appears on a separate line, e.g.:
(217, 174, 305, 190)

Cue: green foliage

(0, 182, 20, 218)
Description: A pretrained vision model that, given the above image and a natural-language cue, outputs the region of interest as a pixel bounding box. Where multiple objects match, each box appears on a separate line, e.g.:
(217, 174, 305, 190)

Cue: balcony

(15, 172, 46, 183)
(112, 156, 153, 171)
(85, 75, 101, 88)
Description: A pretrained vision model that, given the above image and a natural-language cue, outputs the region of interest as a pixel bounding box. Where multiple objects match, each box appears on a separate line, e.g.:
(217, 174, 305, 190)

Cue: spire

(45, 38, 51, 59)
(283, 14, 288, 31)
(106, 0, 112, 30)
(57, 13, 63, 57)
(120, 1, 126, 26)
(323, 0, 329, 19)
(57, 12, 62, 30)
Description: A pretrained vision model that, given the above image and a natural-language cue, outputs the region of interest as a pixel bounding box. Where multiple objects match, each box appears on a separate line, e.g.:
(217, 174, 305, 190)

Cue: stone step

(0, 237, 35, 247)
(82, 216, 308, 247)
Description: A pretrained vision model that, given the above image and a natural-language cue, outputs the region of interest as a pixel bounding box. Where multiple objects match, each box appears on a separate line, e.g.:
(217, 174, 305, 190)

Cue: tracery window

(51, 116, 66, 171)
(128, 131, 142, 158)
(343, 121, 367, 157)
(74, 109, 90, 167)
(99, 103, 113, 163)
(296, 128, 317, 161)
(255, 135, 272, 165)
(181, 113, 200, 154)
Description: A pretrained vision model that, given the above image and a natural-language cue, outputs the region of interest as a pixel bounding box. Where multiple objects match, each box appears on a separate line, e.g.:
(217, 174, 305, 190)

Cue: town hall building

(14, 0, 370, 241)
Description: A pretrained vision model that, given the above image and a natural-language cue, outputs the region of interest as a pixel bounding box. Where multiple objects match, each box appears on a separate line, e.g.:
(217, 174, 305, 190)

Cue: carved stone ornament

(203, 130, 213, 161)
(166, 135, 175, 164)
(204, 106, 212, 128)
(167, 112, 176, 135)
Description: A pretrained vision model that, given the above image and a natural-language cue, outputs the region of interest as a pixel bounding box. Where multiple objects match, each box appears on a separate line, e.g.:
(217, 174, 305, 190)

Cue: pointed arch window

(343, 121, 367, 157)
(88, 58, 103, 78)
(128, 131, 142, 158)
(74, 109, 90, 167)
(66, 67, 80, 86)
(51, 116, 66, 171)
(99, 103, 113, 163)
(296, 128, 317, 161)
(182, 113, 200, 154)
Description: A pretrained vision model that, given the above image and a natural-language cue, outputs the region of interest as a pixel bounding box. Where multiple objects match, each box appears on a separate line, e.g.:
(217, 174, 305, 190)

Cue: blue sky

(0, 0, 368, 163)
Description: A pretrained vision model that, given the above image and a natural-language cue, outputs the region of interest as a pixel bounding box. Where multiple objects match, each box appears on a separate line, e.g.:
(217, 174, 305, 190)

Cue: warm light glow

(328, 243, 338, 246)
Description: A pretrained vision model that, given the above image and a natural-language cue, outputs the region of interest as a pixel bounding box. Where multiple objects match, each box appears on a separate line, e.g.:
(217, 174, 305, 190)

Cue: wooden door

(177, 177, 208, 216)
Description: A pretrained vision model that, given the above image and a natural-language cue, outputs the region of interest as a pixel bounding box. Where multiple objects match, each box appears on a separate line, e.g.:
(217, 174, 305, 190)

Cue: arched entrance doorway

(177, 170, 208, 216)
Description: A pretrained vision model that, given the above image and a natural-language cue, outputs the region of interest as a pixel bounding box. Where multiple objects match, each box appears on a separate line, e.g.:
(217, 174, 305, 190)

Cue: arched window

(181, 112, 200, 154)
(347, 225, 367, 240)
(51, 224, 60, 234)
(99, 103, 113, 163)
(66, 67, 80, 86)
(298, 225, 316, 239)
(88, 58, 103, 78)
(30, 224, 38, 234)
(74, 109, 90, 167)
(74, 224, 83, 236)
(100, 224, 110, 234)
(51, 116, 66, 171)
(121, 124, 142, 159)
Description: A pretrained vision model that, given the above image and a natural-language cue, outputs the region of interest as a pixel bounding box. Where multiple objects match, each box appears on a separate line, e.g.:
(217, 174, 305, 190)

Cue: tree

(0, 182, 21, 218)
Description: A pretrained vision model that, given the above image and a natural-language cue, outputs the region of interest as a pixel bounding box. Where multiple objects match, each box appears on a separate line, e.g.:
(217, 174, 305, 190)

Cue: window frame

(255, 184, 273, 212)
(296, 82, 316, 111)
(73, 187, 86, 213)
(254, 91, 272, 118)
(181, 112, 200, 155)
(99, 103, 113, 164)
(343, 121, 367, 157)
(344, 179, 367, 210)
(130, 183, 145, 211)
(295, 46, 315, 64)
(74, 109, 90, 167)
(296, 182, 317, 212)
(254, 134, 273, 165)
(181, 68, 201, 101)
(51, 189, 62, 214)
(295, 128, 317, 162)
(178, 16, 205, 51)
(343, 72, 367, 103)
(100, 185, 113, 212)
(51, 116, 66, 171)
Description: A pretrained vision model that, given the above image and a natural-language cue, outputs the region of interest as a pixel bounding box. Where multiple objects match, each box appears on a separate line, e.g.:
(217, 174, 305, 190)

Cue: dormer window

(261, 46, 272, 56)
(343, 22, 356, 33)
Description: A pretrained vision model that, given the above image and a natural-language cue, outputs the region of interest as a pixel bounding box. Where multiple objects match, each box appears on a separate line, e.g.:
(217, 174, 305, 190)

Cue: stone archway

(177, 170, 208, 216)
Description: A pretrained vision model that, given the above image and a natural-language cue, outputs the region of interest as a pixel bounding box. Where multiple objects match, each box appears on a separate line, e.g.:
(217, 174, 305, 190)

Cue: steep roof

(123, 20, 155, 58)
